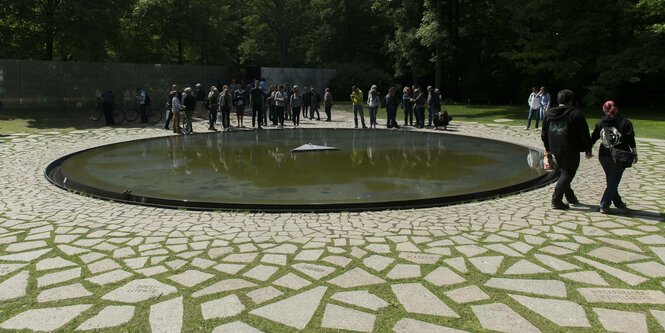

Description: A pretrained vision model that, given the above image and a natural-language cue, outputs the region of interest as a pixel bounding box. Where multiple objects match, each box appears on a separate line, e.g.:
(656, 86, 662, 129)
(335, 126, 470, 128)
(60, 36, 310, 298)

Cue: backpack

(144, 93, 151, 106)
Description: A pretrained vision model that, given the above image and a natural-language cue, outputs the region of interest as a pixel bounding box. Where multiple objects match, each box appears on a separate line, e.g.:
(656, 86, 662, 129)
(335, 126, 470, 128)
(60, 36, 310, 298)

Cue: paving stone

(191, 257, 216, 269)
(471, 303, 540, 333)
(424, 266, 465, 286)
(597, 237, 644, 252)
(250, 286, 327, 330)
(294, 249, 324, 261)
(559, 270, 609, 286)
(322, 255, 352, 267)
(503, 259, 550, 275)
(79, 252, 105, 264)
(76, 305, 135, 330)
(651, 310, 665, 330)
(5, 240, 48, 252)
(468, 256, 504, 274)
(0, 304, 92, 332)
(150, 296, 183, 333)
(0, 248, 51, 262)
(578, 288, 665, 304)
(243, 265, 279, 282)
(362, 254, 394, 272)
(444, 285, 490, 304)
(37, 283, 92, 303)
(223, 253, 258, 263)
(102, 278, 177, 303)
(443, 257, 468, 273)
(212, 321, 264, 333)
(273, 272, 311, 290)
(509, 294, 590, 327)
(387, 264, 421, 279)
(201, 294, 245, 320)
(214, 263, 246, 274)
(392, 283, 459, 317)
(261, 254, 287, 266)
(37, 267, 81, 287)
(321, 303, 375, 332)
(393, 318, 470, 333)
(485, 278, 567, 297)
(328, 267, 385, 288)
(247, 286, 283, 304)
(485, 244, 523, 257)
(330, 290, 389, 311)
(168, 269, 214, 287)
(533, 254, 580, 271)
(626, 261, 665, 278)
(593, 308, 647, 333)
(192, 278, 257, 298)
(365, 243, 391, 253)
(0, 270, 28, 301)
(636, 234, 665, 244)
(455, 245, 488, 257)
(538, 245, 573, 256)
(86, 258, 121, 274)
(86, 269, 133, 286)
(574, 256, 647, 286)
(0, 263, 27, 277)
(293, 263, 336, 280)
(587, 246, 650, 263)
(399, 252, 441, 264)
(350, 246, 368, 258)
(650, 246, 665, 264)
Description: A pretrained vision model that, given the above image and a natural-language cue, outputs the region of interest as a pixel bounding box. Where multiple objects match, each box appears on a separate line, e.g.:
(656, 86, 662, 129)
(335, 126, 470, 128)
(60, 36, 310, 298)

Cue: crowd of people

(161, 80, 453, 133)
(541, 89, 637, 214)
(525, 86, 551, 130)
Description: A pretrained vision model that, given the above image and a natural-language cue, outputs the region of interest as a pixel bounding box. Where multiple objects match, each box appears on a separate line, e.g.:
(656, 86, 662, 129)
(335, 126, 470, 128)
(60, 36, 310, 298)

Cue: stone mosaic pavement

(0, 112, 664, 332)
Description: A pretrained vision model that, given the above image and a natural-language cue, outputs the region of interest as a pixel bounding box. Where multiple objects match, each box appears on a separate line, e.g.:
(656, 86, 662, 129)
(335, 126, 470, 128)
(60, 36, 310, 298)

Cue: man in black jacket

(541, 89, 591, 210)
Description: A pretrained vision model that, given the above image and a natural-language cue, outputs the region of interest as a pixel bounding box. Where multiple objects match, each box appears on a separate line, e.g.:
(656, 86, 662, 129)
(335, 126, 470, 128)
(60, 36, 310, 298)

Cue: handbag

(610, 147, 635, 168)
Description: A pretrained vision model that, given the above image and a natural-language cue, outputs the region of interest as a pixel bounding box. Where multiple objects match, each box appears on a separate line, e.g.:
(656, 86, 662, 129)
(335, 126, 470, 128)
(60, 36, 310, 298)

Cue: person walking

(164, 84, 180, 130)
(310, 87, 321, 121)
(351, 86, 367, 129)
(234, 85, 245, 128)
(402, 87, 414, 126)
(324, 88, 333, 121)
(101, 89, 115, 126)
(302, 86, 311, 120)
(218, 85, 232, 131)
(207, 86, 219, 131)
(541, 89, 591, 210)
(249, 80, 264, 129)
(587, 100, 637, 214)
(367, 85, 380, 128)
(290, 85, 302, 127)
(274, 85, 287, 128)
(385, 87, 400, 129)
(526, 87, 541, 130)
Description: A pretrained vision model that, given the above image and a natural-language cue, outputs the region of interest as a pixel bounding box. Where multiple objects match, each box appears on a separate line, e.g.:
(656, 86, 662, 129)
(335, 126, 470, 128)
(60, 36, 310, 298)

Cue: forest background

(1, 0, 664, 107)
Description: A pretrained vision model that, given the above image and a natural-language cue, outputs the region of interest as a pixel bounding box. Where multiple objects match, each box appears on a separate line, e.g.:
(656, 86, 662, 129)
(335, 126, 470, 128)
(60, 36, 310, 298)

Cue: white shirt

(528, 93, 541, 109)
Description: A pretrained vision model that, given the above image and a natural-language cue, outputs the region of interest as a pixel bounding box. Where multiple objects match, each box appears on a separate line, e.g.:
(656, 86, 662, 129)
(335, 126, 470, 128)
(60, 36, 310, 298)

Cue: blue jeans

(369, 106, 378, 126)
(353, 105, 366, 127)
(428, 107, 437, 126)
(599, 155, 626, 208)
(526, 108, 540, 129)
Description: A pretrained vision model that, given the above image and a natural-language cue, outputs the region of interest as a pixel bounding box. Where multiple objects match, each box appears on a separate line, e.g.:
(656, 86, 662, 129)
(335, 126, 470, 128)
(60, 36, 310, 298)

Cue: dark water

(56, 129, 546, 205)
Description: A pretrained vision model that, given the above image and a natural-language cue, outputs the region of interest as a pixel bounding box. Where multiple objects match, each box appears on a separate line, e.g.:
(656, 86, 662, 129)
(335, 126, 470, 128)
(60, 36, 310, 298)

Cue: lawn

(334, 102, 665, 140)
(1, 103, 663, 140)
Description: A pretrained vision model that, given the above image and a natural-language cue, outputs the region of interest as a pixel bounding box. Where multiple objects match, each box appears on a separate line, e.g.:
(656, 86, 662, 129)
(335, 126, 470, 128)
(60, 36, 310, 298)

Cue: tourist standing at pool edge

(249, 80, 264, 129)
(351, 86, 367, 129)
(367, 85, 380, 128)
(218, 85, 232, 131)
(182, 87, 196, 134)
(207, 86, 219, 131)
(402, 87, 414, 126)
(290, 86, 302, 127)
(539, 87, 551, 121)
(587, 100, 637, 214)
(385, 87, 400, 129)
(526, 87, 541, 130)
(324, 88, 333, 121)
(101, 89, 115, 126)
(541, 89, 591, 210)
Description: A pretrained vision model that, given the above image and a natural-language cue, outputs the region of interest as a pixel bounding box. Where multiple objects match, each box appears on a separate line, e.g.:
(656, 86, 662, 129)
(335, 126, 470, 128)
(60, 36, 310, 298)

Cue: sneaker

(551, 202, 570, 210)
(524, 127, 529, 130)
(534, 128, 539, 131)
(599, 206, 612, 214)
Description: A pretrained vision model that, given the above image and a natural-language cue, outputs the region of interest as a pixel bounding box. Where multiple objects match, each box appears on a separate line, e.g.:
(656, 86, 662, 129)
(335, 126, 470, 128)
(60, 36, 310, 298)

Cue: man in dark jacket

(385, 87, 400, 128)
(182, 87, 196, 134)
(541, 89, 591, 210)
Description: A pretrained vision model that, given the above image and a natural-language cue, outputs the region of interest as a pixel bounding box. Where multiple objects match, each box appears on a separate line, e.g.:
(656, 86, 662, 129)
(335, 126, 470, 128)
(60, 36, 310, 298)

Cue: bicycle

(146, 106, 163, 124)
(89, 102, 126, 124)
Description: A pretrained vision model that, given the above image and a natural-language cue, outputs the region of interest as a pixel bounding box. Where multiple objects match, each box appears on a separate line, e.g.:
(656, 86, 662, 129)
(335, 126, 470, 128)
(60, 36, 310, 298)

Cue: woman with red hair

(587, 100, 637, 214)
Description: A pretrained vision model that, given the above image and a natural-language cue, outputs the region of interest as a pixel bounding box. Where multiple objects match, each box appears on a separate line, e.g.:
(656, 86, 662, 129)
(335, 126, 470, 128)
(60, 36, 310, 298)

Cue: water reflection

(58, 129, 545, 204)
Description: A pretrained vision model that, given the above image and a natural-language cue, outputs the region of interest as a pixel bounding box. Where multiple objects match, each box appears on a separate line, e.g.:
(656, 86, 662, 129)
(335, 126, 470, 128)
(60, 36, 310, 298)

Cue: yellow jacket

(351, 89, 364, 105)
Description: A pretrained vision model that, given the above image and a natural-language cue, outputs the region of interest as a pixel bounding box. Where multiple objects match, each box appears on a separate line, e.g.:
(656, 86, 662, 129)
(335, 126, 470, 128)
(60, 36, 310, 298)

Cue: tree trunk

(434, 0, 443, 90)
(43, 0, 57, 60)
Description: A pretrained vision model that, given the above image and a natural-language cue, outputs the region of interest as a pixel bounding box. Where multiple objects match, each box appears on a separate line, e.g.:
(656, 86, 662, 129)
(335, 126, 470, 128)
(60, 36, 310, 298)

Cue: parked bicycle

(89, 102, 125, 124)
(89, 102, 162, 124)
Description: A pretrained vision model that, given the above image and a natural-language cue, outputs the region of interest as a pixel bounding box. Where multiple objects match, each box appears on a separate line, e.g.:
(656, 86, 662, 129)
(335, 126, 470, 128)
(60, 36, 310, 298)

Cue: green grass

(334, 102, 665, 140)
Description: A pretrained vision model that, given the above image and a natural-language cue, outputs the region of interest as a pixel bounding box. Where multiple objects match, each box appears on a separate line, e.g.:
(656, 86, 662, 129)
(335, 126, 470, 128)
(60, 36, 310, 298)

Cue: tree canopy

(1, 0, 663, 106)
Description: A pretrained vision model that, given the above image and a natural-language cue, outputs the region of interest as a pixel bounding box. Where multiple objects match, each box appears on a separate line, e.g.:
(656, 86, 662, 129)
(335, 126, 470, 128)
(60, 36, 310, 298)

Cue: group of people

(165, 81, 335, 132)
(541, 89, 637, 214)
(350, 84, 451, 130)
(525, 86, 551, 130)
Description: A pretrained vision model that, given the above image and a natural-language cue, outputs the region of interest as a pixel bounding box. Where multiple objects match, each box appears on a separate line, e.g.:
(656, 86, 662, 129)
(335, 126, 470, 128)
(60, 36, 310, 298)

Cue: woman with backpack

(586, 100, 637, 214)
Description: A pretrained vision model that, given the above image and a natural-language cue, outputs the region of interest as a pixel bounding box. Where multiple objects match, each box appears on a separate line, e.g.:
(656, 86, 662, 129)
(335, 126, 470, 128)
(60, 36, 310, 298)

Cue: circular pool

(45, 129, 555, 212)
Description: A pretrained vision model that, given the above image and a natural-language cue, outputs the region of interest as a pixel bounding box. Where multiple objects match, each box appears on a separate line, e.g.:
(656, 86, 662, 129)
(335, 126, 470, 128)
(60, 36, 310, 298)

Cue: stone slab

(578, 288, 665, 304)
(328, 267, 385, 288)
(593, 307, 647, 333)
(201, 294, 245, 320)
(250, 286, 327, 330)
(321, 303, 375, 332)
(392, 283, 459, 317)
(0, 270, 28, 301)
(509, 294, 590, 327)
(102, 278, 177, 303)
(393, 318, 470, 333)
(444, 285, 490, 304)
(471, 303, 541, 333)
(485, 278, 566, 297)
(37, 283, 92, 303)
(330, 290, 389, 311)
(76, 305, 135, 330)
(150, 296, 183, 333)
(212, 321, 264, 333)
(192, 278, 257, 298)
(168, 269, 214, 287)
(0, 304, 92, 331)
